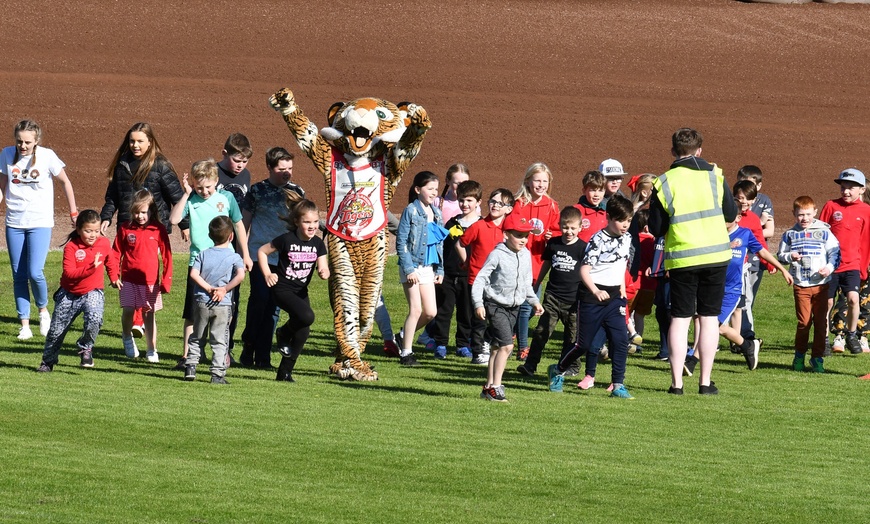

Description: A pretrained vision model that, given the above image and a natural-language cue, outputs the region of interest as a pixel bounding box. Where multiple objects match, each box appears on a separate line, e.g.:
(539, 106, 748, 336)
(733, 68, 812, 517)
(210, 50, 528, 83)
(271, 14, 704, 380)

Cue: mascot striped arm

(269, 87, 431, 381)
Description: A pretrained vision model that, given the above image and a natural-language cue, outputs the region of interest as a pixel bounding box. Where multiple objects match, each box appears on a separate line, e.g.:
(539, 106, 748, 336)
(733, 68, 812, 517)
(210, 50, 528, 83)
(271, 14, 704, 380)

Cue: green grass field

(2, 253, 869, 523)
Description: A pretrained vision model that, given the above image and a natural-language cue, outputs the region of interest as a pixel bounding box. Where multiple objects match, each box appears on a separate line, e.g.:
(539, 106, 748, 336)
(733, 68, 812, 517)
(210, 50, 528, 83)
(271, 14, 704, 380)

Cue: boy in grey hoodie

(472, 212, 543, 401)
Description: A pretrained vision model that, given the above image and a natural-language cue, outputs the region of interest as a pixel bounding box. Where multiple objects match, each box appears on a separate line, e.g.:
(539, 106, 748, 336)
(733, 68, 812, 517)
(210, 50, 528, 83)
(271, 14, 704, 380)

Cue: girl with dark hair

(395, 171, 448, 366)
(37, 210, 119, 372)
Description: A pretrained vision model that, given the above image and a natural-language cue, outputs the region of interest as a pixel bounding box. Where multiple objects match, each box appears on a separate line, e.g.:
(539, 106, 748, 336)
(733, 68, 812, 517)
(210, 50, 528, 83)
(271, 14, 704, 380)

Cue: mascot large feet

(270, 87, 431, 381)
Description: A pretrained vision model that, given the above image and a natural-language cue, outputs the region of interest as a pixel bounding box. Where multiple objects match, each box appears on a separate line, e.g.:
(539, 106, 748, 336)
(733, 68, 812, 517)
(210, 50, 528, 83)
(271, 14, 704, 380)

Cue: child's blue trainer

(610, 384, 634, 399)
(434, 345, 447, 359)
(547, 364, 564, 393)
(456, 346, 472, 358)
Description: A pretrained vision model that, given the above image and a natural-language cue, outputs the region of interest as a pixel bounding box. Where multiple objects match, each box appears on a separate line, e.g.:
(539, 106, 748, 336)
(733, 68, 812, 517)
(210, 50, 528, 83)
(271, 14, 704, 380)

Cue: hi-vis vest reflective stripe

(654, 166, 731, 270)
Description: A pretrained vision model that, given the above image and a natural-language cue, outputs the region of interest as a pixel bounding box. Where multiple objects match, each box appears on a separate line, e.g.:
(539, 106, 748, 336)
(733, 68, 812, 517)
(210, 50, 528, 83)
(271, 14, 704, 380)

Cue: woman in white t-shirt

(0, 120, 78, 340)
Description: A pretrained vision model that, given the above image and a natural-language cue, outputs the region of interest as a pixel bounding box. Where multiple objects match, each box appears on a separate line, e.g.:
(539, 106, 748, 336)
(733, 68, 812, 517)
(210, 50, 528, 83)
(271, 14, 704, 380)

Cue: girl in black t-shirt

(257, 199, 329, 382)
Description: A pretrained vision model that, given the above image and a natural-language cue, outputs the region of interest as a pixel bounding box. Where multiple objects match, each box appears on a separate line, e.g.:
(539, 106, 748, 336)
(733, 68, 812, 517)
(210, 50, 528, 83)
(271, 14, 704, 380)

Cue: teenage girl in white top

(0, 120, 78, 340)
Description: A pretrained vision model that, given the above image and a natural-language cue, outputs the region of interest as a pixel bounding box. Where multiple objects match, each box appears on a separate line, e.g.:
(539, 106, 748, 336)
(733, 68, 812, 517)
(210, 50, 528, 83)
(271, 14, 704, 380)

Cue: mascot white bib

(327, 149, 387, 241)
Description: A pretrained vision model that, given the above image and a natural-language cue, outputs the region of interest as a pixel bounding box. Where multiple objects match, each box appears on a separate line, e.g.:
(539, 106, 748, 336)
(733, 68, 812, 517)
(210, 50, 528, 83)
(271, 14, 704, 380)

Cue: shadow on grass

(329, 380, 457, 397)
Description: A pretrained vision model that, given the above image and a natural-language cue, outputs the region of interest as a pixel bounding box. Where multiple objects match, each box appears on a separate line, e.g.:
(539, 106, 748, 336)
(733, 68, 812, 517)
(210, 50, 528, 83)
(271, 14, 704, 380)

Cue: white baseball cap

(599, 158, 627, 178)
(835, 168, 866, 187)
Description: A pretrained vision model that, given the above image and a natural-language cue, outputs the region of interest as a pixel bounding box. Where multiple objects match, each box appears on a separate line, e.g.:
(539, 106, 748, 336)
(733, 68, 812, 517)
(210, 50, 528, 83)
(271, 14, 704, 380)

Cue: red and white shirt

(326, 148, 388, 241)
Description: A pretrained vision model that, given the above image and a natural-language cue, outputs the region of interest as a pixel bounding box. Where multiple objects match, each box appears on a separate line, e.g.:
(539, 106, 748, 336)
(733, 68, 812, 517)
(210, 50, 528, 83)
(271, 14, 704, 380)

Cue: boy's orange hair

(793, 195, 815, 212)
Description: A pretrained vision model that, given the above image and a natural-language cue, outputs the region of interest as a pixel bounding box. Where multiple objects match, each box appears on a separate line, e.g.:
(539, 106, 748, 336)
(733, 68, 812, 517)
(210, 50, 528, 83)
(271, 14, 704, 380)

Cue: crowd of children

(8, 120, 870, 395)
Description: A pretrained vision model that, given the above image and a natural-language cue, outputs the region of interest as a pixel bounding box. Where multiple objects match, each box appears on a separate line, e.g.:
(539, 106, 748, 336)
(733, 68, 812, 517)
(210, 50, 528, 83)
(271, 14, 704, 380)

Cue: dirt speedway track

(2, 0, 870, 250)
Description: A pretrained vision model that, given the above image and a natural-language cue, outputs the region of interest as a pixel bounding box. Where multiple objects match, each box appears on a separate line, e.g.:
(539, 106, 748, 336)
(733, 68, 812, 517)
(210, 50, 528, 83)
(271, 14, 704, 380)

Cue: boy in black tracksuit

(518, 206, 586, 376)
(428, 180, 483, 358)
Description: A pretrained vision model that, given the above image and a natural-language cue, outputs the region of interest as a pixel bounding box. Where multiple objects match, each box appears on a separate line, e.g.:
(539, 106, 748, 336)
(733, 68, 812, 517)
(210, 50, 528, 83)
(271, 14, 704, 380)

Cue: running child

(434, 163, 471, 224)
(819, 168, 870, 355)
(240, 147, 304, 368)
(626, 208, 657, 351)
(395, 171, 448, 366)
(599, 158, 628, 205)
(460, 187, 516, 364)
(518, 206, 585, 376)
(100, 122, 186, 339)
(417, 163, 471, 350)
(36, 210, 119, 372)
(512, 162, 561, 361)
(567, 170, 609, 369)
(473, 212, 544, 401)
(183, 216, 246, 384)
(113, 189, 173, 362)
(717, 213, 792, 372)
(737, 165, 775, 241)
(215, 132, 254, 358)
(627, 173, 655, 213)
(778, 196, 840, 373)
(574, 170, 609, 243)
(257, 199, 329, 382)
(427, 179, 482, 359)
(732, 179, 774, 344)
(549, 195, 635, 399)
(170, 159, 252, 364)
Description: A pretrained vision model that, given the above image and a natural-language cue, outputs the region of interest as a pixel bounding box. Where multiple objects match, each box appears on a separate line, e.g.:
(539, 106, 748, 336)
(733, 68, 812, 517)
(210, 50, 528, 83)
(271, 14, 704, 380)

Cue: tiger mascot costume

(269, 88, 431, 381)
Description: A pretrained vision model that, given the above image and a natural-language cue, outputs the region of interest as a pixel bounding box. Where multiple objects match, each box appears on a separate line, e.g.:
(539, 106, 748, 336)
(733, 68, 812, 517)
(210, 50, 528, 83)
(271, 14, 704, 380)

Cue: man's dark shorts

(668, 265, 727, 318)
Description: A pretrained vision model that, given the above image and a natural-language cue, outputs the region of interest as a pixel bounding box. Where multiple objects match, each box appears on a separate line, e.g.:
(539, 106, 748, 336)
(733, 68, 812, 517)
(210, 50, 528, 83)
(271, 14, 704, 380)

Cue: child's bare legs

(730, 311, 742, 341)
(143, 310, 157, 352)
(846, 290, 860, 331)
(487, 344, 513, 386)
(401, 281, 437, 352)
(182, 320, 193, 357)
(121, 307, 135, 338)
(719, 322, 744, 346)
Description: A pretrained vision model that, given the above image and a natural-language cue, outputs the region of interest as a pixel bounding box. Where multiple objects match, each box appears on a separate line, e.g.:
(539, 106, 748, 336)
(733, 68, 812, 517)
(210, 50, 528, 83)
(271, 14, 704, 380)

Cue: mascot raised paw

(270, 88, 431, 380)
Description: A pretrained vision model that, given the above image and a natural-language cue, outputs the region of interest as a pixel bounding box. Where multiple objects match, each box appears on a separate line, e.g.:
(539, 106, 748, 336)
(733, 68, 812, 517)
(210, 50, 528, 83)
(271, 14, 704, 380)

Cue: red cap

(502, 212, 535, 233)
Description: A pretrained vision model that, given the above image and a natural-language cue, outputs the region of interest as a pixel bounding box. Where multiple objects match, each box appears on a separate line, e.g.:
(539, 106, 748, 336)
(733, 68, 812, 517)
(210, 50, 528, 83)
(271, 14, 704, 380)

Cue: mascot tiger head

(320, 97, 409, 157)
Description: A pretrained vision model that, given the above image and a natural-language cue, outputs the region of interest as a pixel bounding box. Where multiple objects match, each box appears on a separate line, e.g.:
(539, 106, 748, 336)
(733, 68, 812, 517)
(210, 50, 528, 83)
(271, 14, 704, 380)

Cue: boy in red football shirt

(819, 168, 870, 354)
(460, 188, 515, 364)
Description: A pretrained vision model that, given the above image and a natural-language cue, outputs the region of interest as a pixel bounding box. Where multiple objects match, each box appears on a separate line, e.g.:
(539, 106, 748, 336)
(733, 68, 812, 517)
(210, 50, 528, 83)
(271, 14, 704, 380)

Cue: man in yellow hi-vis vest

(648, 128, 738, 395)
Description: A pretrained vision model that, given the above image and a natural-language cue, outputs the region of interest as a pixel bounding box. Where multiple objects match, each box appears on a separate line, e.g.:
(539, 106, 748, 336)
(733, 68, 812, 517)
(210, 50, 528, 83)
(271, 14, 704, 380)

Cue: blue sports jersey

(726, 226, 763, 295)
